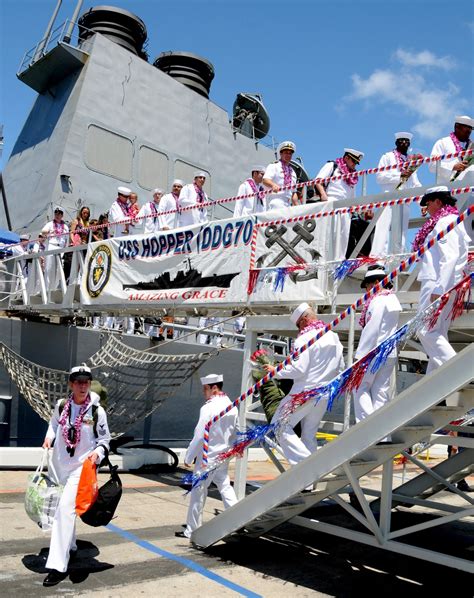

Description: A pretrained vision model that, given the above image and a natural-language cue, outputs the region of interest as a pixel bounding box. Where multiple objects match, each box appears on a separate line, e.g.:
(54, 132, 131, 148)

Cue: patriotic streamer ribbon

(185, 273, 472, 489)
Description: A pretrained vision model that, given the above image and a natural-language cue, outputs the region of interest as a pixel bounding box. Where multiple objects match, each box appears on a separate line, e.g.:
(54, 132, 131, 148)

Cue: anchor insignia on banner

(258, 219, 320, 282)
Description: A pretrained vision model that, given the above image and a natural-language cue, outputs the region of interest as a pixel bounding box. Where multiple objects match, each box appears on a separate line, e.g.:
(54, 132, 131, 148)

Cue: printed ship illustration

(124, 258, 239, 290)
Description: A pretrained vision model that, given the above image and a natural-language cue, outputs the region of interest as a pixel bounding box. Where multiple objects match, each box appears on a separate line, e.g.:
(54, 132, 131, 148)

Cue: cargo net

(0, 334, 213, 435)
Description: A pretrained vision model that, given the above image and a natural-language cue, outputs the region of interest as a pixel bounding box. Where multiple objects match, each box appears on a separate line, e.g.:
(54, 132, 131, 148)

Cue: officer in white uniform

(265, 303, 345, 464)
(233, 165, 266, 217)
(315, 148, 364, 262)
(43, 206, 70, 292)
(263, 141, 300, 211)
(10, 233, 30, 290)
(138, 188, 166, 234)
(41, 365, 110, 586)
(372, 132, 422, 256)
(416, 187, 470, 373)
(176, 374, 238, 539)
(159, 179, 184, 229)
(353, 266, 402, 423)
(108, 186, 132, 237)
(178, 172, 209, 228)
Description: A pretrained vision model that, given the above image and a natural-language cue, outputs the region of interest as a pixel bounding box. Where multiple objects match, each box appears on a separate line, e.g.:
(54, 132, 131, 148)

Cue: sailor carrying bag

(80, 450, 122, 527)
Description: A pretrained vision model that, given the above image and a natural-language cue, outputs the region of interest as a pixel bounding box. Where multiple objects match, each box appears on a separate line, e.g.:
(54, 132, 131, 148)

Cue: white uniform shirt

(185, 393, 237, 465)
(108, 200, 131, 237)
(137, 201, 166, 234)
(178, 184, 209, 228)
(43, 221, 70, 249)
(159, 193, 179, 229)
(429, 135, 471, 183)
(275, 329, 345, 394)
(10, 244, 29, 276)
(233, 180, 266, 218)
(316, 161, 355, 202)
(376, 151, 422, 192)
(45, 392, 111, 476)
(263, 162, 297, 210)
(417, 214, 470, 293)
(355, 293, 402, 360)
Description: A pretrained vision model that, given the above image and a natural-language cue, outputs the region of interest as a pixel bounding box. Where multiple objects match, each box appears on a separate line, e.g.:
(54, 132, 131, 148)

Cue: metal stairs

(192, 344, 474, 571)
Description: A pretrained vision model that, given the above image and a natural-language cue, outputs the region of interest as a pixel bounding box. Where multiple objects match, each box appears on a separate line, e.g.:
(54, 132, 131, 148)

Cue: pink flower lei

(359, 289, 393, 328)
(280, 160, 293, 187)
(58, 393, 92, 450)
(335, 157, 358, 187)
(247, 178, 265, 206)
(393, 149, 408, 169)
(411, 205, 459, 252)
(450, 132, 465, 154)
(298, 319, 326, 337)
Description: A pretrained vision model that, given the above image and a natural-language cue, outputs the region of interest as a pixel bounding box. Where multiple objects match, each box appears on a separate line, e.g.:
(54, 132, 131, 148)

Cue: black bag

(80, 454, 122, 527)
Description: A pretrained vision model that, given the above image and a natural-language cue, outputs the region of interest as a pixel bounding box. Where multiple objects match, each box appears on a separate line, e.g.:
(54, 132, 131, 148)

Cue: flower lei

(280, 160, 293, 187)
(53, 220, 66, 238)
(335, 157, 358, 187)
(411, 205, 459, 252)
(298, 319, 326, 337)
(359, 289, 393, 328)
(194, 184, 206, 212)
(172, 192, 180, 207)
(58, 393, 92, 451)
(247, 178, 265, 206)
(450, 131, 465, 154)
(149, 201, 159, 224)
(393, 149, 408, 169)
(207, 391, 227, 402)
(116, 199, 130, 218)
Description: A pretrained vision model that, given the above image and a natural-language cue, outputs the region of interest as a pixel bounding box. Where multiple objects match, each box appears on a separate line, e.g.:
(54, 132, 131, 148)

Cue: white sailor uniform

(273, 329, 345, 464)
(177, 184, 209, 228)
(10, 243, 29, 290)
(315, 161, 354, 261)
(233, 179, 266, 218)
(108, 200, 131, 237)
(263, 161, 297, 211)
(372, 151, 422, 256)
(44, 392, 110, 573)
(353, 293, 402, 422)
(42, 220, 69, 291)
(137, 201, 166, 234)
(184, 393, 238, 537)
(159, 193, 179, 229)
(417, 213, 470, 373)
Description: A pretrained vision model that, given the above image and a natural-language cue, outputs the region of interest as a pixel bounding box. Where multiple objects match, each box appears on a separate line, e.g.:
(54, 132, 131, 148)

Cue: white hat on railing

(395, 131, 413, 141)
(200, 373, 223, 385)
(290, 302, 311, 325)
(454, 115, 474, 128)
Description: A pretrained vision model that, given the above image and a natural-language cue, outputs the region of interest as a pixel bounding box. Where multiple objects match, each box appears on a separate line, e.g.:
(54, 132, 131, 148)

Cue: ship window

(85, 125, 133, 181)
(174, 160, 211, 194)
(138, 146, 169, 190)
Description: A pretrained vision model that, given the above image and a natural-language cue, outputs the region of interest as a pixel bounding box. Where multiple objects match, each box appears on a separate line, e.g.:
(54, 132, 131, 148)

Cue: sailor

(372, 132, 422, 256)
(176, 374, 238, 539)
(159, 179, 184, 229)
(265, 303, 345, 464)
(10, 233, 31, 288)
(414, 187, 470, 373)
(263, 141, 299, 211)
(353, 266, 402, 423)
(429, 115, 474, 243)
(177, 172, 209, 228)
(314, 148, 364, 261)
(233, 165, 266, 217)
(41, 365, 110, 587)
(138, 188, 167, 234)
(108, 186, 132, 237)
(42, 207, 70, 292)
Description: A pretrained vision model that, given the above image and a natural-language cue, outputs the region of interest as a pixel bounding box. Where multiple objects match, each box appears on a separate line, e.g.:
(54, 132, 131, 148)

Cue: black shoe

(175, 530, 188, 538)
(69, 548, 78, 560)
(43, 570, 67, 587)
(457, 480, 472, 492)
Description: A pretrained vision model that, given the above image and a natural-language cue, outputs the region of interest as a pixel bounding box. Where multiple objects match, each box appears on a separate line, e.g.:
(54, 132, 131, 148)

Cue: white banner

(81, 205, 332, 308)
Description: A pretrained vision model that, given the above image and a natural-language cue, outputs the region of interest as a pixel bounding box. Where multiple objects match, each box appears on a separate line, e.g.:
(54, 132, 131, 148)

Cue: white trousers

(333, 212, 351, 262)
(272, 392, 328, 465)
(44, 253, 62, 292)
(418, 281, 456, 374)
(185, 462, 237, 537)
(353, 357, 397, 422)
(46, 467, 80, 573)
(371, 203, 410, 257)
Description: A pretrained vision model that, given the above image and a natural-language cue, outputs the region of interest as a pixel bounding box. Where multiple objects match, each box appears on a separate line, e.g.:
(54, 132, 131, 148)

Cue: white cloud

(394, 49, 456, 70)
(347, 49, 469, 140)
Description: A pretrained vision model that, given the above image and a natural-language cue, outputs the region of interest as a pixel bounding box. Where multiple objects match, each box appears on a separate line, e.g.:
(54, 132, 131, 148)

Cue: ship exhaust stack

(78, 5, 147, 59)
(153, 51, 215, 99)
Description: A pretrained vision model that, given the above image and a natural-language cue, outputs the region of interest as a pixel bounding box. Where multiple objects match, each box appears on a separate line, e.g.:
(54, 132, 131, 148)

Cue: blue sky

(1, 0, 473, 197)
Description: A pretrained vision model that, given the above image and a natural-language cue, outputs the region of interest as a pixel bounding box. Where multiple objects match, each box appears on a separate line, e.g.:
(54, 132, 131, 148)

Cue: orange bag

(75, 459, 99, 516)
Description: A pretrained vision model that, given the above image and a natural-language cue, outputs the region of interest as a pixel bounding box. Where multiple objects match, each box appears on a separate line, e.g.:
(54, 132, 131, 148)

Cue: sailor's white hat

(277, 140, 296, 154)
(194, 171, 207, 179)
(344, 148, 364, 163)
(117, 186, 132, 196)
(69, 365, 93, 380)
(395, 131, 413, 141)
(200, 373, 224, 385)
(454, 115, 474, 128)
(54, 205, 64, 212)
(290, 302, 311, 325)
(251, 165, 265, 173)
(152, 188, 164, 195)
(19, 233, 30, 241)
(172, 179, 185, 186)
